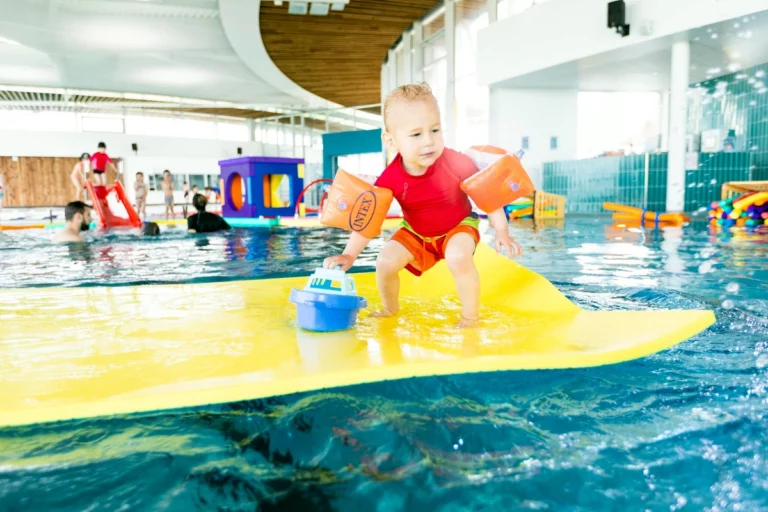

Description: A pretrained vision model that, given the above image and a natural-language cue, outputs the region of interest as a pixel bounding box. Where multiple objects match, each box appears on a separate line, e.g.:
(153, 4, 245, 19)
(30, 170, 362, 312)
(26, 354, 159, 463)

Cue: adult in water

(187, 193, 230, 233)
(54, 201, 92, 243)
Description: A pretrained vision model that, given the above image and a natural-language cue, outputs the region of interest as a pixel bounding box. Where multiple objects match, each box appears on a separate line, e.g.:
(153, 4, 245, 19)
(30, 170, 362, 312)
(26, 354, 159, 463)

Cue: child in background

(0, 172, 12, 222)
(89, 142, 117, 186)
(323, 83, 521, 327)
(161, 170, 175, 221)
(134, 172, 149, 221)
(182, 181, 190, 217)
(70, 153, 90, 200)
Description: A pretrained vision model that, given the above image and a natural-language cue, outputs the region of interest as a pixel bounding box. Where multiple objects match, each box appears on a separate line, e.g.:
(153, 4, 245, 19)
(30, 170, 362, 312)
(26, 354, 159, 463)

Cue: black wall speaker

(607, 0, 630, 37)
(131, 143, 138, 152)
(237, 147, 243, 155)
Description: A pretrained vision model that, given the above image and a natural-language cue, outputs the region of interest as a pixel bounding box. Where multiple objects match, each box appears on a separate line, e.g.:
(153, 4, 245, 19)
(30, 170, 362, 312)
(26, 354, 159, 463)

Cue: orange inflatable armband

(320, 169, 394, 238)
(460, 145, 535, 213)
(464, 145, 507, 170)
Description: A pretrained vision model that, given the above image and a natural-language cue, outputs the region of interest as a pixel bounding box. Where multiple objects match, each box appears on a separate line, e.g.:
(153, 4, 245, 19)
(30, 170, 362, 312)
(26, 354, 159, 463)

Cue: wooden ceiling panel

(260, 0, 441, 107)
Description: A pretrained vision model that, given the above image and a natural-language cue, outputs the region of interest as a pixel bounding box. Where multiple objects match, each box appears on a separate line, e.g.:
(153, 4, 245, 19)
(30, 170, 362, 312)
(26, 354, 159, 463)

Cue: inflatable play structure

(83, 180, 142, 229)
(0, 243, 715, 427)
(219, 156, 305, 221)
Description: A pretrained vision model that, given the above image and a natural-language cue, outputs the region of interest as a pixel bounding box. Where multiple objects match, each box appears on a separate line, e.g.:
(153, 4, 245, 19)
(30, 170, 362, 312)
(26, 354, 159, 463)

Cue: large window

(498, 0, 551, 21)
(0, 111, 77, 132)
(217, 121, 248, 142)
(188, 174, 207, 190)
(423, 59, 448, 122)
(423, 16, 447, 122)
(455, 0, 490, 149)
(176, 117, 217, 139)
(423, 8, 445, 39)
(577, 92, 661, 158)
(395, 35, 411, 87)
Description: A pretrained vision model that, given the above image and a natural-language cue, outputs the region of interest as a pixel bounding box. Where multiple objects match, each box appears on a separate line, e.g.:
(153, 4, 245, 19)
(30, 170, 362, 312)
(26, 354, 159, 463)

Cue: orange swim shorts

(390, 222, 480, 277)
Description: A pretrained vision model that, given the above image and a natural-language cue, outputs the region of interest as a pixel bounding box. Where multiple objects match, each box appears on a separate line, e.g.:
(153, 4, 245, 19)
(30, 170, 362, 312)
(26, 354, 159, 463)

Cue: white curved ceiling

(0, 0, 319, 109)
(218, 0, 336, 109)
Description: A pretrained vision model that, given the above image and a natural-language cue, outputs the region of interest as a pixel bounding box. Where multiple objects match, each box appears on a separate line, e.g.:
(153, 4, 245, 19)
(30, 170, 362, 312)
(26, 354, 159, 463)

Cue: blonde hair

(383, 83, 438, 129)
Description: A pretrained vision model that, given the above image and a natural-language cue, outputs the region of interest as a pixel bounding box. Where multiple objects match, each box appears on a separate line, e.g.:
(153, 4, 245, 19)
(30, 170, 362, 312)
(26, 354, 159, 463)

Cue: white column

(488, 0, 497, 23)
(659, 90, 670, 151)
(445, 0, 456, 148)
(388, 49, 397, 89)
(412, 22, 423, 82)
(402, 31, 413, 85)
(247, 118, 255, 142)
(666, 40, 690, 212)
(381, 60, 389, 111)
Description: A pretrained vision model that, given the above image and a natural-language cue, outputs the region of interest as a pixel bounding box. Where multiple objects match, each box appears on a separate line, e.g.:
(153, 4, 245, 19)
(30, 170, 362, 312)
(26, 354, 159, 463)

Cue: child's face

(99, 148, 106, 153)
(164, 173, 171, 181)
(383, 98, 444, 172)
(136, 174, 144, 183)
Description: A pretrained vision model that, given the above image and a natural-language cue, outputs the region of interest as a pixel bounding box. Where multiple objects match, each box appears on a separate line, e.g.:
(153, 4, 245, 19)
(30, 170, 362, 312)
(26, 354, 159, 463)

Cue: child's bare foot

(457, 316, 480, 329)
(370, 308, 398, 318)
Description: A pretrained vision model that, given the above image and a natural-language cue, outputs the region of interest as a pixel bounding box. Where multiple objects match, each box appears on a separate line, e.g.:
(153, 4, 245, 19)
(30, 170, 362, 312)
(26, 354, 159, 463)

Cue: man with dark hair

(54, 201, 92, 242)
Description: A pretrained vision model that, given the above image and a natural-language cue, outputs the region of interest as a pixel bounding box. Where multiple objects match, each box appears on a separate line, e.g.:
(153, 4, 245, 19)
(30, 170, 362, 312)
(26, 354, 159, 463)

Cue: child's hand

(494, 229, 522, 258)
(323, 254, 356, 271)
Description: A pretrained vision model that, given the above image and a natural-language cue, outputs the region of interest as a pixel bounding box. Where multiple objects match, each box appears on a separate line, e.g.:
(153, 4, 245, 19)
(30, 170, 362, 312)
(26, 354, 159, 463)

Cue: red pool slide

(84, 180, 142, 229)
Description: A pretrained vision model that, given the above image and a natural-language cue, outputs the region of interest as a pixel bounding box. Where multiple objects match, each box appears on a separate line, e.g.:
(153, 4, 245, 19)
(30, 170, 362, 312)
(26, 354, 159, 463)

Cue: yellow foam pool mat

(0, 244, 714, 427)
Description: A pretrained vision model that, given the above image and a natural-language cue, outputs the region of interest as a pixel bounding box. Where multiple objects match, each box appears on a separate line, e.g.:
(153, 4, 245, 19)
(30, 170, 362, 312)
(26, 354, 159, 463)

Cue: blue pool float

(290, 267, 367, 332)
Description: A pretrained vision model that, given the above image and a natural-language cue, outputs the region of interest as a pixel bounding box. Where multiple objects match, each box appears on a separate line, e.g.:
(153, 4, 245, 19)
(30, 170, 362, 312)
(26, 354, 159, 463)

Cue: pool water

(0, 218, 767, 511)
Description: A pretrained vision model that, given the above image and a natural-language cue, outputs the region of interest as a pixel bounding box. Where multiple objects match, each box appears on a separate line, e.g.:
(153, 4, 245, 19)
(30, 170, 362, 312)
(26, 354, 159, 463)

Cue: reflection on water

(0, 217, 767, 510)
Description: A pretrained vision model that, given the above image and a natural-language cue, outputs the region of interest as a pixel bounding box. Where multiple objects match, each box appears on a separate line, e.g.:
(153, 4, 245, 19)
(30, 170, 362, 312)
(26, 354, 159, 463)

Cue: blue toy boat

(290, 267, 367, 332)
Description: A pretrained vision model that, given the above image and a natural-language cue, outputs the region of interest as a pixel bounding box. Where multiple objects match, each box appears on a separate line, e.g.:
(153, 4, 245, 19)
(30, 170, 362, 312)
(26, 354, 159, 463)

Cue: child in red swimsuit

(324, 83, 521, 327)
(89, 142, 116, 186)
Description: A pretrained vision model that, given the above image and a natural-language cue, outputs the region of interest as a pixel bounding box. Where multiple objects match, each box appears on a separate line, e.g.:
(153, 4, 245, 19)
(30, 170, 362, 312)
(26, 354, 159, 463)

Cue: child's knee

(445, 249, 474, 274)
(376, 252, 402, 276)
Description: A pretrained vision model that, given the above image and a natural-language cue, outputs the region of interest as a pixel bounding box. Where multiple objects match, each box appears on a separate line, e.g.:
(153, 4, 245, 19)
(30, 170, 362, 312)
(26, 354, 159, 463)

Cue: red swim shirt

(90, 152, 112, 171)
(375, 148, 478, 238)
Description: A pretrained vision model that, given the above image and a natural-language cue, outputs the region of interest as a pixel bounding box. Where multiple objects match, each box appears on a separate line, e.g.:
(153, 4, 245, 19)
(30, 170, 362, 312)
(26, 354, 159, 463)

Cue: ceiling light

(288, 2, 308, 14)
(310, 2, 330, 15)
(756, 70, 766, 78)
(331, 2, 346, 10)
(274, 0, 283, 4)
(707, 67, 721, 74)
(728, 63, 741, 72)
(0, 36, 20, 45)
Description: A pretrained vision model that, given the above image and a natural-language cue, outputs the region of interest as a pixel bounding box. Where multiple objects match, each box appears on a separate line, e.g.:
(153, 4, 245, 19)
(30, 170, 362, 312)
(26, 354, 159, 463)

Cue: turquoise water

(0, 218, 767, 510)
